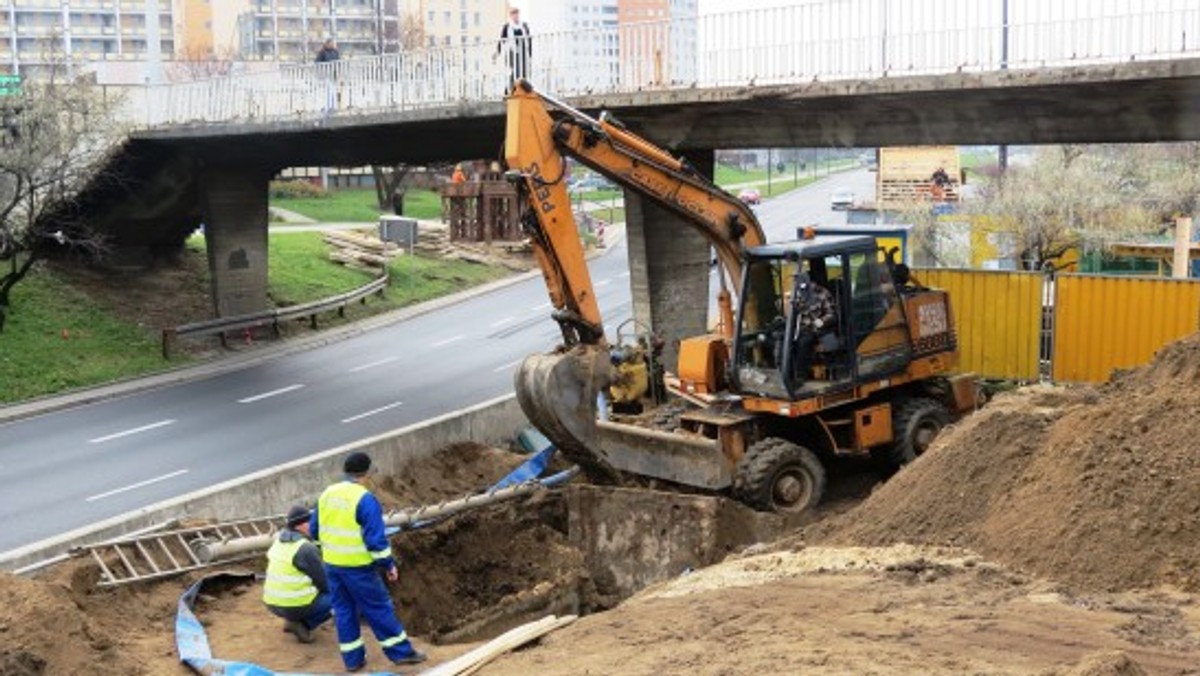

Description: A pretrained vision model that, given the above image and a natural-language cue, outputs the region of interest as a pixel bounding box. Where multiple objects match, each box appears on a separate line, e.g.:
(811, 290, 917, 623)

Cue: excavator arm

(505, 81, 768, 483)
(504, 81, 766, 344)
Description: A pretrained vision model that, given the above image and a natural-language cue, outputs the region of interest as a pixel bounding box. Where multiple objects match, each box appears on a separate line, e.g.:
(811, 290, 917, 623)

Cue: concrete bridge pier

(200, 167, 272, 317)
(624, 150, 714, 371)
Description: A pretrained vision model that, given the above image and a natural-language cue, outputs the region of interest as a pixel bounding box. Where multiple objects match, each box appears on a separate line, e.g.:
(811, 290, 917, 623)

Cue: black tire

(886, 397, 951, 468)
(733, 438, 827, 514)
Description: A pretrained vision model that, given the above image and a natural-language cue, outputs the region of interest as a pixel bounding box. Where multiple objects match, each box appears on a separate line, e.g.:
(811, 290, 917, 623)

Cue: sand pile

(817, 332, 1200, 592)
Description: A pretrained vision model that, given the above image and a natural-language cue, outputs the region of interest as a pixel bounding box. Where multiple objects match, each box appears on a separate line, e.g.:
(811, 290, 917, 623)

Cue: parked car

(570, 175, 617, 193)
(830, 190, 855, 210)
(738, 188, 762, 205)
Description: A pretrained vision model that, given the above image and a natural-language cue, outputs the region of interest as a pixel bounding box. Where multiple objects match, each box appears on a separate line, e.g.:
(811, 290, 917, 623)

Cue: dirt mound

(0, 561, 178, 676)
(1055, 651, 1147, 676)
(816, 332, 1200, 593)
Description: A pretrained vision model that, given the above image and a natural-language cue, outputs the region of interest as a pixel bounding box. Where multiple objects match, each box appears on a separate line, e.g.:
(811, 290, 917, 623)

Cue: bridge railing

(137, 2, 1200, 128)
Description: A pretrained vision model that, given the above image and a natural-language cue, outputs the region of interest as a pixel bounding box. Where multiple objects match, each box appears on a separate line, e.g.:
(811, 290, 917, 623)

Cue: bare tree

(398, 11, 426, 50)
(166, 46, 238, 83)
(372, 164, 412, 212)
(964, 145, 1164, 270)
(0, 73, 127, 331)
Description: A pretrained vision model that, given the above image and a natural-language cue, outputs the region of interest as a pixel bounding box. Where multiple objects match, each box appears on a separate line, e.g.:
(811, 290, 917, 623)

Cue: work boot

(283, 620, 314, 644)
(391, 649, 427, 665)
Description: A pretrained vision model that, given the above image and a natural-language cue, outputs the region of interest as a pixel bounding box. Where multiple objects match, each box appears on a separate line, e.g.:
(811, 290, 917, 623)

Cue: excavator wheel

(733, 438, 826, 514)
(875, 397, 951, 475)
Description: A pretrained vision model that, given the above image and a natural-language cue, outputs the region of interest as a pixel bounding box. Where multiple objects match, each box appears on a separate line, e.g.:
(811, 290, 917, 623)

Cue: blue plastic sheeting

(177, 571, 395, 676)
(516, 427, 554, 455)
(490, 446, 556, 490)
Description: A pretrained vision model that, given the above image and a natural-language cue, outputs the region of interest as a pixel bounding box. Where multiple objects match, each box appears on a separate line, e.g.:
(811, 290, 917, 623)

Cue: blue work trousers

(267, 591, 333, 631)
(327, 565, 417, 669)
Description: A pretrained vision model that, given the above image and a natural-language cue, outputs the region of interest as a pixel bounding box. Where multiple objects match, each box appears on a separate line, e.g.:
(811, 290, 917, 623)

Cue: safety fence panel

(1052, 274, 1200, 383)
(915, 268, 1043, 381)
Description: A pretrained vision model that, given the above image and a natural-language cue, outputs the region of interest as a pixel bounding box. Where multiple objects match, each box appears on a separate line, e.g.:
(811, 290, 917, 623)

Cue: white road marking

(595, 279, 611, 287)
(493, 358, 524, 373)
(432, 335, 465, 347)
(238, 384, 305, 403)
(341, 401, 404, 424)
(86, 469, 189, 502)
(617, 271, 630, 278)
(531, 302, 552, 312)
(88, 419, 176, 444)
(349, 357, 398, 373)
(490, 316, 515, 327)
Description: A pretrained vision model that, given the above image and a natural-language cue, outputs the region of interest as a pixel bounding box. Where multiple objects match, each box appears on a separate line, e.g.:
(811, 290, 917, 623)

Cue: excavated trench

(377, 443, 784, 644)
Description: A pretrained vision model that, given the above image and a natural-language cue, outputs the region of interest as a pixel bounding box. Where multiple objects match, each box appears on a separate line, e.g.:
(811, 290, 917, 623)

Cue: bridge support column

(201, 167, 272, 317)
(624, 149, 714, 372)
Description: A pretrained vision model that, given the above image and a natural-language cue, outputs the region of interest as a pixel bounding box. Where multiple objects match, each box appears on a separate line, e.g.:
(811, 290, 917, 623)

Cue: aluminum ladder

(75, 515, 283, 587)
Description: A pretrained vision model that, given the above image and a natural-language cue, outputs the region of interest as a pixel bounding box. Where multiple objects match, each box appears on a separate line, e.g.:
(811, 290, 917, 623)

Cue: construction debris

(323, 230, 403, 271)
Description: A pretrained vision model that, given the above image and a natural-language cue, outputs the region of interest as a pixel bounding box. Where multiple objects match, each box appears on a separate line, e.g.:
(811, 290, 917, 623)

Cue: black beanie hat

(344, 451, 372, 477)
(286, 505, 311, 528)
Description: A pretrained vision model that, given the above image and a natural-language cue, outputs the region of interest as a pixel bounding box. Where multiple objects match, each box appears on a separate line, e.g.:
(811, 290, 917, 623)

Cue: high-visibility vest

(318, 481, 375, 567)
(262, 536, 318, 607)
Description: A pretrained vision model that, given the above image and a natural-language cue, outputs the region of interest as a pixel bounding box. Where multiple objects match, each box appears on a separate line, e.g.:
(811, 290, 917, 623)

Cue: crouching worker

(313, 451, 426, 672)
(263, 505, 332, 643)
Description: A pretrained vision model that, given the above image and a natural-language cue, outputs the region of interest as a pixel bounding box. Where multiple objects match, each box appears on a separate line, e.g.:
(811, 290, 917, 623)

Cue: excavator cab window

(847, 252, 912, 378)
(732, 256, 790, 399)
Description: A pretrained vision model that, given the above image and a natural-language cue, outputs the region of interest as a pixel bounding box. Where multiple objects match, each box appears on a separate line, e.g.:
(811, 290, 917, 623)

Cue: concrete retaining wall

(566, 484, 781, 599)
(1, 394, 526, 574)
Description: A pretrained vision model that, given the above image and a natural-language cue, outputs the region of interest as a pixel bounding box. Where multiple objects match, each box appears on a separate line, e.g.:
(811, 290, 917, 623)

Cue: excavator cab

(731, 235, 910, 401)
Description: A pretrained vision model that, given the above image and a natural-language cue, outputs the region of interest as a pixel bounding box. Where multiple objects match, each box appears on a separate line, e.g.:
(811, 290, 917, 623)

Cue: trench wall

(0, 395, 526, 574)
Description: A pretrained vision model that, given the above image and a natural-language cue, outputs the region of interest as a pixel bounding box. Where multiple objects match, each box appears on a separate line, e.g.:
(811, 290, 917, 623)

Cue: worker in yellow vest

(262, 505, 331, 643)
(311, 451, 426, 672)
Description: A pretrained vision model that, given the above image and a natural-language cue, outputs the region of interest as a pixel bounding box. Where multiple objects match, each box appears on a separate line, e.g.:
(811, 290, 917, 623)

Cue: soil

(809, 332, 1200, 595)
(7, 334, 1200, 675)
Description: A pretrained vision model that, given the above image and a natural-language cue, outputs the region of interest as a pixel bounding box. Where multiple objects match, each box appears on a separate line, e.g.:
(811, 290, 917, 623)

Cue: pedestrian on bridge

(495, 6, 532, 91)
(315, 38, 341, 113)
(311, 451, 426, 672)
(315, 38, 340, 63)
(262, 505, 331, 644)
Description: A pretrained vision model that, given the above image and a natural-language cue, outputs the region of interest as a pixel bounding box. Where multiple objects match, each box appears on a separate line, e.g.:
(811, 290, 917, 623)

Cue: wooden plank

(419, 614, 577, 676)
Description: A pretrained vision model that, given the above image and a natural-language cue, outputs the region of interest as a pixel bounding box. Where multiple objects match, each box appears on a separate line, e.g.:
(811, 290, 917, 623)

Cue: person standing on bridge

(262, 505, 331, 644)
(311, 451, 426, 671)
(494, 6, 532, 91)
(315, 38, 340, 63)
(315, 38, 341, 113)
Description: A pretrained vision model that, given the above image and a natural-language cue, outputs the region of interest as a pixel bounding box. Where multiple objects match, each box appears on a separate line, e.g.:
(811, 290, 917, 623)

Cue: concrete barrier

(1, 394, 527, 574)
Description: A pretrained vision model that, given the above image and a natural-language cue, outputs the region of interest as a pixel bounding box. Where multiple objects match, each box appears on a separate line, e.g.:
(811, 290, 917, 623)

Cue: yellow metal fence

(914, 268, 1200, 383)
(916, 269, 1042, 381)
(1052, 274, 1200, 383)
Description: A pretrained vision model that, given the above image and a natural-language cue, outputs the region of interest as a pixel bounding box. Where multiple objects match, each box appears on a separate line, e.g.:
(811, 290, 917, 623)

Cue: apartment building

(617, 0, 696, 86)
(0, 0, 177, 77)
(241, 0, 404, 61)
(526, 0, 618, 92)
(405, 0, 505, 50)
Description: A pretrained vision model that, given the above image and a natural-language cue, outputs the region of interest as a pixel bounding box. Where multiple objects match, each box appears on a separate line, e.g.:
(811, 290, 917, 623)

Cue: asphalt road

(0, 169, 869, 555)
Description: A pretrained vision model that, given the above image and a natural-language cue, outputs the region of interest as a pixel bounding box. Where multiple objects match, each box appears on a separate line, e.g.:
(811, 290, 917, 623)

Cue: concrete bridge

(72, 1, 1200, 363)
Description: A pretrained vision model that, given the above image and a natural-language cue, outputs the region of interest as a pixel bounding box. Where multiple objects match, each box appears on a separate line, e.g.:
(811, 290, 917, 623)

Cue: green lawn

(0, 264, 170, 403)
(1, 232, 510, 405)
(273, 188, 443, 223)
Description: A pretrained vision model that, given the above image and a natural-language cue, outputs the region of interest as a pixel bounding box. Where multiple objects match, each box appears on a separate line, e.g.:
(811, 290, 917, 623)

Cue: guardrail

(161, 273, 388, 358)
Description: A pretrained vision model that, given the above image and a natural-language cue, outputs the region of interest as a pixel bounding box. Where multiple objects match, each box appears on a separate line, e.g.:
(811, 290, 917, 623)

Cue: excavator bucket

(514, 346, 624, 484)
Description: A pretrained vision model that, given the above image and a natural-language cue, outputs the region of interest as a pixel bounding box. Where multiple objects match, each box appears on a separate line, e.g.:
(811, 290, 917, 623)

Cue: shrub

(270, 180, 328, 199)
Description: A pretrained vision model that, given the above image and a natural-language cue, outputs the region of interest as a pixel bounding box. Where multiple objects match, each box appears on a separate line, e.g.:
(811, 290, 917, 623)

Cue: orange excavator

(506, 81, 977, 513)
